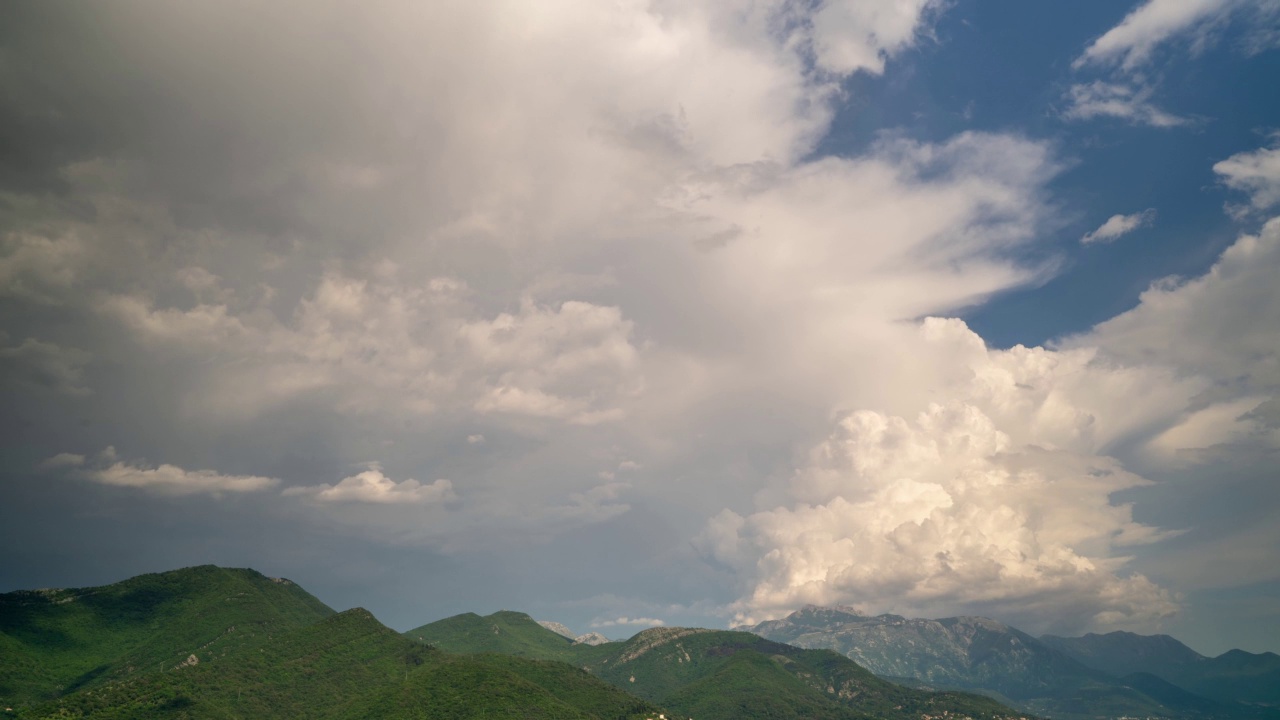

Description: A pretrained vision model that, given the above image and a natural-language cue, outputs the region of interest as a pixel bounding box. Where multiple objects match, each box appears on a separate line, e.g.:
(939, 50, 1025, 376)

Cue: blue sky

(1, 0, 1278, 657)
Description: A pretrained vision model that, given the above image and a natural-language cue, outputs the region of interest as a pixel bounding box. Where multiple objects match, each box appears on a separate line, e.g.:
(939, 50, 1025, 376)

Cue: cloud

(1066, 1, 1280, 129)
(0, 338, 91, 395)
(284, 465, 455, 505)
(1079, 217, 1280, 393)
(1081, 209, 1158, 244)
(699, 319, 1186, 633)
(590, 616, 665, 629)
(1063, 82, 1187, 127)
(808, 0, 944, 75)
(40, 453, 86, 470)
(1214, 141, 1280, 213)
(80, 453, 279, 495)
(1075, 0, 1234, 71)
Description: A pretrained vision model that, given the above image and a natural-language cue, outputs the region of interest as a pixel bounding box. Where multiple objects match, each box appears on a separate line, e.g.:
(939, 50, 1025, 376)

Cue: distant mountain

(745, 605, 1268, 720)
(536, 620, 612, 646)
(1041, 632, 1280, 707)
(1, 567, 663, 719)
(538, 620, 577, 639)
(410, 610, 1026, 720)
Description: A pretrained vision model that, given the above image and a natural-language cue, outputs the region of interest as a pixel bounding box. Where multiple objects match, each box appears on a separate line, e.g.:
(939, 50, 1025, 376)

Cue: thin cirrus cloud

(1081, 209, 1157, 244)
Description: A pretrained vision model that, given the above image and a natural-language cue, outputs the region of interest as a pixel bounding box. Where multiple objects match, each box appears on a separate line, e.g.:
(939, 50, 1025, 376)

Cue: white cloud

(699, 318, 1193, 633)
(466, 434, 486, 445)
(1214, 142, 1280, 212)
(284, 465, 455, 505)
(590, 616, 665, 628)
(1063, 82, 1187, 127)
(1078, 217, 1280, 392)
(1075, 0, 1233, 71)
(82, 454, 279, 495)
(808, 0, 942, 75)
(1081, 209, 1158, 244)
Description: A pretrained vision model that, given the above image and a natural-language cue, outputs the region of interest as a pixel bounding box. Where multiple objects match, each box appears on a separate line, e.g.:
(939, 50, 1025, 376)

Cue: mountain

(537, 621, 611, 646)
(540, 620, 578, 639)
(745, 605, 1266, 720)
(0, 564, 334, 707)
(1041, 632, 1280, 707)
(1, 567, 664, 719)
(409, 610, 1027, 720)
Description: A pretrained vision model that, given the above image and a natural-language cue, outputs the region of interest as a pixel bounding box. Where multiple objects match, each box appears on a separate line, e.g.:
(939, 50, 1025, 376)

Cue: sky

(1, 0, 1279, 657)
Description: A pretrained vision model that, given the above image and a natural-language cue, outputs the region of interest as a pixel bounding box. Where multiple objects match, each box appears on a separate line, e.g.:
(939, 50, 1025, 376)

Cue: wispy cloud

(1063, 82, 1187, 127)
(1082, 209, 1157, 244)
(590, 616, 665, 629)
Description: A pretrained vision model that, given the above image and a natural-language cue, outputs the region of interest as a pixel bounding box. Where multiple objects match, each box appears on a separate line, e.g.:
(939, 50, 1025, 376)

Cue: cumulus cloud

(808, 0, 943, 75)
(101, 274, 641, 424)
(1081, 209, 1157, 244)
(75, 452, 279, 495)
(1063, 82, 1187, 127)
(1071, 217, 1280, 465)
(1214, 141, 1280, 213)
(591, 616, 665, 629)
(699, 319, 1193, 633)
(284, 465, 455, 505)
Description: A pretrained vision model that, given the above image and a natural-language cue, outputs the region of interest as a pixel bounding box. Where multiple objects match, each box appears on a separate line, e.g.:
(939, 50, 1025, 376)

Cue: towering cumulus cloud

(702, 318, 1191, 633)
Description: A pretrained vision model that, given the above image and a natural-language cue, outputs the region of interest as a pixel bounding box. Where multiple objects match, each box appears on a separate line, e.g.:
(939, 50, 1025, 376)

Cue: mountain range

(6, 566, 1275, 720)
(1, 566, 1023, 720)
(407, 609, 1024, 720)
(746, 605, 1280, 720)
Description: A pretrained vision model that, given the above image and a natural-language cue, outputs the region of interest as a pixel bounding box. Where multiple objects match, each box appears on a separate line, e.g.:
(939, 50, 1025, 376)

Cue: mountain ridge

(745, 605, 1276, 720)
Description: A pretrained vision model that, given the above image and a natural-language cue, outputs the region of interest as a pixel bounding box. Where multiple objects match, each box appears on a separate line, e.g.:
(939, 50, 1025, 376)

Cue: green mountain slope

(407, 610, 581, 661)
(409, 611, 1026, 720)
(20, 607, 662, 719)
(0, 565, 334, 707)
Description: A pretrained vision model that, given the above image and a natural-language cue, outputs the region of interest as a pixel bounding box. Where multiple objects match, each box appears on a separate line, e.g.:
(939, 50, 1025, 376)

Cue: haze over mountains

(746, 605, 1280, 720)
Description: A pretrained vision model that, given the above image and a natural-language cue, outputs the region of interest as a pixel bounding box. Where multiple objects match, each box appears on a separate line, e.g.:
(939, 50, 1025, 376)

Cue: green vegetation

(2, 568, 662, 720)
(0, 565, 333, 707)
(406, 611, 581, 662)
(409, 612, 1028, 720)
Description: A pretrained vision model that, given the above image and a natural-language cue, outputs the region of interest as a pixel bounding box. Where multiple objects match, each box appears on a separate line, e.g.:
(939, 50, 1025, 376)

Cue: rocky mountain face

(745, 605, 1275, 720)
(536, 620, 611, 646)
(748, 606, 1110, 699)
(573, 631, 610, 646)
(1042, 632, 1280, 706)
(536, 620, 576, 638)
